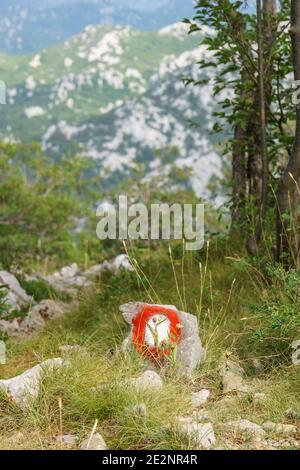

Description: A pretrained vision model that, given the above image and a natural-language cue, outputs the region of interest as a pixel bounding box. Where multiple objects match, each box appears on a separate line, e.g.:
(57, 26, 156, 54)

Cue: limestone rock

(31, 299, 67, 321)
(56, 434, 77, 447)
(176, 309, 205, 375)
(0, 300, 69, 337)
(40, 263, 91, 296)
(219, 352, 250, 394)
(113, 254, 134, 271)
(17, 309, 45, 334)
(127, 370, 163, 392)
(262, 421, 297, 436)
(0, 358, 64, 409)
(80, 433, 107, 450)
(190, 389, 210, 408)
(0, 318, 20, 337)
(225, 419, 266, 440)
(85, 255, 133, 277)
(60, 264, 80, 278)
(119, 302, 204, 375)
(178, 420, 216, 449)
(0, 340, 6, 364)
(0, 271, 32, 311)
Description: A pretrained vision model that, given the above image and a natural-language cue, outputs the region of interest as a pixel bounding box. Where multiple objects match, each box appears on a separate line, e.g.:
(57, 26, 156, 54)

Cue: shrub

(248, 264, 300, 361)
(19, 278, 70, 303)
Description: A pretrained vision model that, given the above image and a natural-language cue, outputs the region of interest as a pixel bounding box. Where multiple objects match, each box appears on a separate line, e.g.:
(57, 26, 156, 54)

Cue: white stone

(284, 408, 299, 420)
(0, 271, 32, 311)
(42, 263, 92, 294)
(80, 433, 107, 450)
(85, 255, 133, 277)
(225, 419, 266, 440)
(60, 263, 80, 278)
(0, 300, 68, 337)
(84, 264, 104, 276)
(262, 422, 297, 436)
(113, 254, 133, 271)
(128, 370, 163, 392)
(0, 340, 6, 364)
(0, 358, 64, 409)
(191, 389, 210, 408)
(24, 106, 45, 118)
(56, 434, 77, 446)
(219, 353, 250, 394)
(31, 299, 66, 320)
(179, 421, 216, 449)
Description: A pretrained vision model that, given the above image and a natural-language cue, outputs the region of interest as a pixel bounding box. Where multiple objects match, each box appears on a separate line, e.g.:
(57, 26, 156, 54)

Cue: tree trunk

(276, 0, 300, 266)
(247, 0, 276, 255)
(232, 123, 247, 225)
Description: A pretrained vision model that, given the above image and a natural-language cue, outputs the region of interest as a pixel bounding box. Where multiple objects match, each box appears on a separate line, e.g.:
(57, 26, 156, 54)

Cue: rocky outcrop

(85, 254, 133, 277)
(0, 271, 32, 312)
(37, 263, 92, 296)
(33, 256, 133, 296)
(0, 254, 132, 337)
(0, 300, 68, 337)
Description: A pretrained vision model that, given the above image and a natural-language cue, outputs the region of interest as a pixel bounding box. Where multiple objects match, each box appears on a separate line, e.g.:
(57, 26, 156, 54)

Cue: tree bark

(232, 123, 247, 224)
(247, 0, 276, 255)
(276, 0, 300, 266)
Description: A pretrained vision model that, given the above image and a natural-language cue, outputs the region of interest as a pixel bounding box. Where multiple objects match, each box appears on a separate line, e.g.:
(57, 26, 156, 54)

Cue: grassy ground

(0, 240, 300, 450)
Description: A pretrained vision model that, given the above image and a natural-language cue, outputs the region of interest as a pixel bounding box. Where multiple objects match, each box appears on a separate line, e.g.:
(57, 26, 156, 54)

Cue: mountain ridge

(0, 22, 225, 201)
(0, 0, 195, 54)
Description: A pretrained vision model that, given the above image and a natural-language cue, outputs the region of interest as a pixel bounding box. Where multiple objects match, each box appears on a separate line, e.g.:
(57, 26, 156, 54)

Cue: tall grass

(1, 239, 300, 449)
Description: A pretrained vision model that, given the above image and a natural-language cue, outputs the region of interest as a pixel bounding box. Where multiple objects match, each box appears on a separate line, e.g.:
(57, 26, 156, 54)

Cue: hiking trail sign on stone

(119, 302, 204, 375)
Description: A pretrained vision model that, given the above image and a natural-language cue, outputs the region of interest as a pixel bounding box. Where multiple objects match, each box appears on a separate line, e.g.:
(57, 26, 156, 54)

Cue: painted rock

(119, 302, 204, 375)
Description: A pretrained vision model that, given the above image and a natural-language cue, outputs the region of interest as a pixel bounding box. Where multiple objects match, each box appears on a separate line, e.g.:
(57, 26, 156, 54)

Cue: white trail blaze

(144, 314, 171, 347)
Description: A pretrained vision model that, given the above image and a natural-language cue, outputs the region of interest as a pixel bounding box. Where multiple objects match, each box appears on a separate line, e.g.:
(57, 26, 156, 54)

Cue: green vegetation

(0, 0, 300, 452)
(0, 142, 102, 270)
(18, 278, 70, 303)
(0, 242, 299, 450)
(0, 286, 8, 318)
